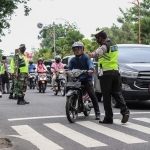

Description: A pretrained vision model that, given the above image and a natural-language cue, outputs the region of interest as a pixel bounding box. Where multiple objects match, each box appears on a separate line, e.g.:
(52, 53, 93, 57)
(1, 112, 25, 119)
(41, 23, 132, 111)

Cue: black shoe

(2, 91, 6, 94)
(24, 100, 29, 104)
(95, 114, 100, 120)
(9, 94, 14, 99)
(17, 97, 25, 105)
(121, 114, 129, 123)
(14, 95, 18, 100)
(99, 118, 113, 124)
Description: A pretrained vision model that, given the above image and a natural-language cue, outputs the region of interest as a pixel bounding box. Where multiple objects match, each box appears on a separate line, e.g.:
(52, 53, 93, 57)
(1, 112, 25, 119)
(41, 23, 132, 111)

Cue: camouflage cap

(19, 44, 26, 48)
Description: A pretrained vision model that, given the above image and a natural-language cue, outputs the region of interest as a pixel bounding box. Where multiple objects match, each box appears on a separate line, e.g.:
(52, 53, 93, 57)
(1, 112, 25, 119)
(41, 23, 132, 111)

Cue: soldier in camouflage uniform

(14, 44, 30, 105)
(9, 49, 19, 99)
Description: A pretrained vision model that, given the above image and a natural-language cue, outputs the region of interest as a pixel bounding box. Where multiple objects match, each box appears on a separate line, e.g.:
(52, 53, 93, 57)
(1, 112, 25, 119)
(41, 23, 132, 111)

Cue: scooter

(37, 73, 47, 93)
(28, 70, 36, 89)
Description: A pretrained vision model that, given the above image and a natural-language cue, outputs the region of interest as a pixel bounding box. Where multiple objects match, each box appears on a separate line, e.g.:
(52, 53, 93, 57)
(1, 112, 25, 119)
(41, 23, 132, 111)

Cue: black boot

(23, 96, 29, 104)
(17, 96, 25, 105)
(9, 93, 14, 99)
(14, 94, 18, 100)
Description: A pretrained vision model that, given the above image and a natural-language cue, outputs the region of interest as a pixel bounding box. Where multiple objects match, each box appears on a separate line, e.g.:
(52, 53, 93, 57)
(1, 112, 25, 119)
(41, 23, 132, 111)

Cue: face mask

(56, 60, 60, 63)
(20, 47, 26, 53)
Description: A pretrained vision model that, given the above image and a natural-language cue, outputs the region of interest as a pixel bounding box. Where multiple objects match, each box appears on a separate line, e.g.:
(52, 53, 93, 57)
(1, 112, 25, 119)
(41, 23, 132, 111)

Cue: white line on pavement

(10, 125, 63, 150)
(8, 112, 150, 121)
(77, 121, 147, 144)
(44, 123, 107, 147)
(133, 117, 150, 124)
(114, 119, 150, 134)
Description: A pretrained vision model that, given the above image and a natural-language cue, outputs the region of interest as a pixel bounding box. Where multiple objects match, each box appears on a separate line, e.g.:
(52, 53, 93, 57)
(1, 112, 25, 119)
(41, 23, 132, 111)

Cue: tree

(117, 0, 150, 44)
(38, 22, 84, 58)
(0, 0, 31, 41)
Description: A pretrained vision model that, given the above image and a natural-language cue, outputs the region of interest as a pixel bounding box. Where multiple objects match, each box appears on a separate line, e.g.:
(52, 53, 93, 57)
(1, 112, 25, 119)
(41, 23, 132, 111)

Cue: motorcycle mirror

(64, 65, 68, 69)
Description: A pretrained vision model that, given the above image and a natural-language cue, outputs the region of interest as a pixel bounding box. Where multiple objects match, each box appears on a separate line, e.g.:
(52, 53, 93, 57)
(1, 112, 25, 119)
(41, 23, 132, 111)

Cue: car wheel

(111, 97, 119, 108)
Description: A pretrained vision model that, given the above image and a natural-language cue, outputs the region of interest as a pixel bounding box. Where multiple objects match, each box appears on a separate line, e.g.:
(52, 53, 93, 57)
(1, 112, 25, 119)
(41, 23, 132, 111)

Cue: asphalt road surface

(0, 87, 150, 150)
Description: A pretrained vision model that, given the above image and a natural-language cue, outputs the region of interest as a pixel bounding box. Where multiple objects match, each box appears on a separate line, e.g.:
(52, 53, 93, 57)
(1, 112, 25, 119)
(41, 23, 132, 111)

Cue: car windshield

(118, 46, 150, 63)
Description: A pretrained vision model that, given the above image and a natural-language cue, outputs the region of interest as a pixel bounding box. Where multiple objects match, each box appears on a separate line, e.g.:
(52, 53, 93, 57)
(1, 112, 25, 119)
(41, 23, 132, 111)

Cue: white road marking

(114, 119, 150, 134)
(8, 112, 150, 121)
(44, 123, 107, 147)
(133, 118, 150, 123)
(77, 121, 147, 144)
(10, 125, 63, 150)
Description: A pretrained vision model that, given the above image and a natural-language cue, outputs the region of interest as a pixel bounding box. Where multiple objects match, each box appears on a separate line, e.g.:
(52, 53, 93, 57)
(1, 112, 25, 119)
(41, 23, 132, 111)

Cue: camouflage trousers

(13, 73, 28, 97)
(10, 74, 14, 94)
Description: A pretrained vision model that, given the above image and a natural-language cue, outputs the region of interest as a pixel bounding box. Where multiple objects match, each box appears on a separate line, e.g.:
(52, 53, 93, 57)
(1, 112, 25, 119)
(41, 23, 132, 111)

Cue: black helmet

(72, 42, 84, 50)
(55, 55, 61, 63)
(94, 30, 107, 39)
(29, 60, 33, 65)
(38, 58, 43, 62)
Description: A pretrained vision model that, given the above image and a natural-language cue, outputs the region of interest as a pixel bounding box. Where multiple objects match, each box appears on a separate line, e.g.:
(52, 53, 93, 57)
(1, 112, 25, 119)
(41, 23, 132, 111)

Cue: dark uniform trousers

(81, 80, 100, 115)
(1, 74, 10, 92)
(100, 70, 129, 119)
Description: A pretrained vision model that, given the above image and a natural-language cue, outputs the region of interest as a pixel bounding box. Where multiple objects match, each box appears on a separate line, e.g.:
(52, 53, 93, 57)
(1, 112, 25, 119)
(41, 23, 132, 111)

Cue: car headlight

(119, 69, 138, 78)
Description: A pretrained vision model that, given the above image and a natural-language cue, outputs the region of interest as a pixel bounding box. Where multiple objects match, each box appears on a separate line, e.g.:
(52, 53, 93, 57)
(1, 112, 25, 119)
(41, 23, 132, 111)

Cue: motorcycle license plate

(66, 82, 81, 87)
(41, 81, 45, 83)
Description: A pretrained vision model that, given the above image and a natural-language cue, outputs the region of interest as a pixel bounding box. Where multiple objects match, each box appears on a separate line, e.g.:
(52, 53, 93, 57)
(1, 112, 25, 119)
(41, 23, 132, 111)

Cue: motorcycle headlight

(119, 69, 138, 78)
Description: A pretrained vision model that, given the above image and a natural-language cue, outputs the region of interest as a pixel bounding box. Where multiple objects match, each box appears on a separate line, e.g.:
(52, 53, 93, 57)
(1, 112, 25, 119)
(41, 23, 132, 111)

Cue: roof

(117, 44, 150, 47)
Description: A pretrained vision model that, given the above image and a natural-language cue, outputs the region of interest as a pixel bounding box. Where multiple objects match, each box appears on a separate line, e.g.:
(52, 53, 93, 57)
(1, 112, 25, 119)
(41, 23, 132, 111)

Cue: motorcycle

(65, 69, 92, 123)
(28, 70, 36, 89)
(51, 67, 66, 96)
(37, 73, 47, 93)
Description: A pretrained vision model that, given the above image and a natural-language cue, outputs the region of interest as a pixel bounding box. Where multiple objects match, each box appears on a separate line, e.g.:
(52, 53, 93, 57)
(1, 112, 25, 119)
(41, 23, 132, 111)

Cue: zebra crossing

(8, 117, 150, 150)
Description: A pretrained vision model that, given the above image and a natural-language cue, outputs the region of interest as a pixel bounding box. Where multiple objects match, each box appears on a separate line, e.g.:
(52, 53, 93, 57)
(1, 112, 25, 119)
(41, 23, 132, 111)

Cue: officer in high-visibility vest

(0, 56, 10, 94)
(88, 30, 130, 124)
(9, 49, 19, 99)
(14, 44, 29, 105)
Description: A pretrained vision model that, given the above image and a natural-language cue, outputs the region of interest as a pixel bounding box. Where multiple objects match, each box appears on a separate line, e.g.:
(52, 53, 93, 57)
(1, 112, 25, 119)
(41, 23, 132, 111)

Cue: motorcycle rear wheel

(66, 95, 78, 123)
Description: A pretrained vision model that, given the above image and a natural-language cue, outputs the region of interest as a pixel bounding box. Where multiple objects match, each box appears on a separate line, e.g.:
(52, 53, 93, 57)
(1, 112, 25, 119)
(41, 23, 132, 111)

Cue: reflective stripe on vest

(0, 63, 5, 74)
(19, 55, 28, 73)
(10, 58, 14, 74)
(98, 45, 118, 70)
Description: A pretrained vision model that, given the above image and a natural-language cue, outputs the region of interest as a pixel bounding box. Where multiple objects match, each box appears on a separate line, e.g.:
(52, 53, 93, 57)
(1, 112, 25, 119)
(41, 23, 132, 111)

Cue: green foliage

(38, 22, 84, 58)
(117, 0, 150, 44)
(0, 0, 31, 41)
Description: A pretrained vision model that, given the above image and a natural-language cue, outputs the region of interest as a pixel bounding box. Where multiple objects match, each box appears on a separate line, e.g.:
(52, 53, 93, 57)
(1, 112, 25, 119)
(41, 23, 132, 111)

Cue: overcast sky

(0, 0, 138, 55)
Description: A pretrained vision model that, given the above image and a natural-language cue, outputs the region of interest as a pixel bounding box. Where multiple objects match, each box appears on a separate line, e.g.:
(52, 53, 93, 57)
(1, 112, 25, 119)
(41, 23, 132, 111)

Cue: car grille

(134, 71, 150, 89)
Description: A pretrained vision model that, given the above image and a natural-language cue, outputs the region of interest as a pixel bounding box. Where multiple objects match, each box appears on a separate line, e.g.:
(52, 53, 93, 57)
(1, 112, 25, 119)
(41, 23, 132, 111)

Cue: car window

(62, 58, 68, 65)
(118, 46, 150, 63)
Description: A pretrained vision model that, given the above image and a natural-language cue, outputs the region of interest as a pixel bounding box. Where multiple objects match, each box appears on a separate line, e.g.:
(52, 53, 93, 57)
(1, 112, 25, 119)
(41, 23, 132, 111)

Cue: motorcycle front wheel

(60, 81, 66, 96)
(66, 95, 78, 123)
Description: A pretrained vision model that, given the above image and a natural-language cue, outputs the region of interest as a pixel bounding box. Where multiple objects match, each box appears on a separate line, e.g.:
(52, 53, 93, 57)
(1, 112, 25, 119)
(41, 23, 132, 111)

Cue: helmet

(55, 55, 61, 63)
(38, 58, 43, 63)
(19, 44, 26, 48)
(29, 60, 33, 65)
(72, 42, 84, 50)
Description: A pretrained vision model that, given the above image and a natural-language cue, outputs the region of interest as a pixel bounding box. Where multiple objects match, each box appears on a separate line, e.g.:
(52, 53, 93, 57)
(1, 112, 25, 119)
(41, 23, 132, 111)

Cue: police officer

(69, 42, 100, 120)
(0, 56, 10, 94)
(88, 30, 130, 124)
(14, 44, 29, 105)
(9, 49, 19, 99)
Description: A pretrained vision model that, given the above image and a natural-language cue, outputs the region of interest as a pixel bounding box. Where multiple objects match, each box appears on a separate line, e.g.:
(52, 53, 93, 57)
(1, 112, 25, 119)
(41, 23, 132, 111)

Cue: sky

(0, 0, 137, 55)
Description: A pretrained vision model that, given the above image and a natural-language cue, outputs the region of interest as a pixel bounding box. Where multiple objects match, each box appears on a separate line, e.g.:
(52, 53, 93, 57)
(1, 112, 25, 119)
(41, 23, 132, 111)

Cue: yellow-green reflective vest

(19, 55, 28, 73)
(10, 58, 14, 74)
(0, 63, 5, 74)
(98, 40, 118, 70)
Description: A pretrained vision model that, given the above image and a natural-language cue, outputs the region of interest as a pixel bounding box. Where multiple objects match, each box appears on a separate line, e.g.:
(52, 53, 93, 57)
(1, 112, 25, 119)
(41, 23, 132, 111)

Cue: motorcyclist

(68, 42, 100, 120)
(51, 55, 64, 91)
(28, 60, 36, 87)
(35, 58, 48, 89)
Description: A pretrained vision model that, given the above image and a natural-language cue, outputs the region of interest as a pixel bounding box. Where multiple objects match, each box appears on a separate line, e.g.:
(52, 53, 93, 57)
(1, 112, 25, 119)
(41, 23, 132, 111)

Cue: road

(0, 87, 150, 150)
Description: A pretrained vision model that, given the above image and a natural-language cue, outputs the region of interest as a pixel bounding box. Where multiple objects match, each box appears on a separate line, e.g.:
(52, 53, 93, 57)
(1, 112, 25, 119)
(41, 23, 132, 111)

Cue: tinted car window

(118, 46, 150, 63)
(62, 58, 68, 65)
